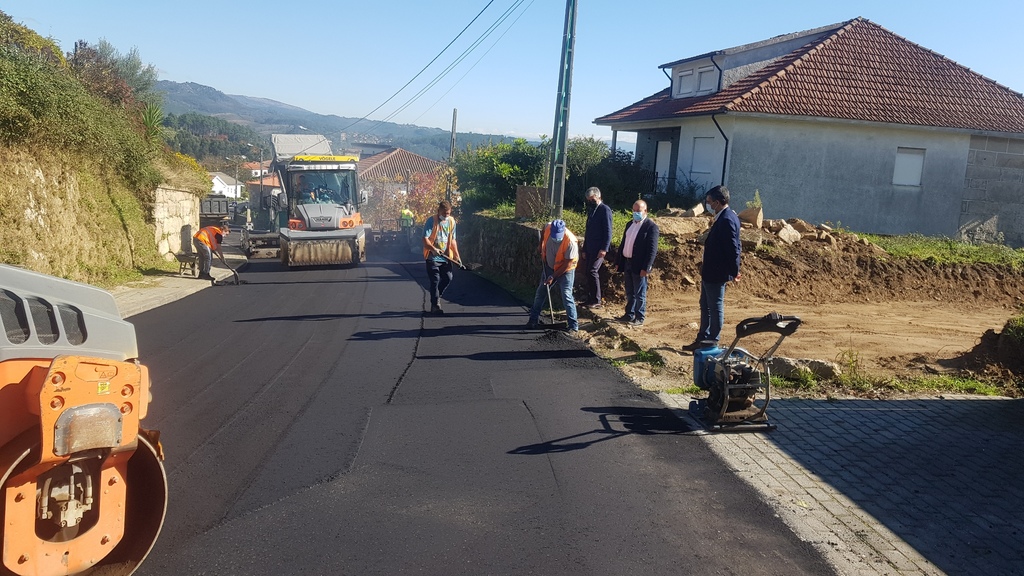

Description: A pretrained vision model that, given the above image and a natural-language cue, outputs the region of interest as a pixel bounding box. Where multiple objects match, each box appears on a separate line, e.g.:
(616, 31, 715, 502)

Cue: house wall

(959, 135, 1024, 247)
(675, 116, 728, 193)
(725, 116, 968, 237)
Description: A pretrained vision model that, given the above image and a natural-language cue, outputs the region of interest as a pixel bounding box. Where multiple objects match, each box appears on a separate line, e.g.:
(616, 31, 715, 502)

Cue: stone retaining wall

(152, 186, 200, 259)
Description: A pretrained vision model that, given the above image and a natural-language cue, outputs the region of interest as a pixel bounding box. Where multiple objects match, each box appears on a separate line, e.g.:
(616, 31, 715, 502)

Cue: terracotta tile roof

(245, 173, 281, 187)
(357, 147, 445, 182)
(595, 18, 1024, 134)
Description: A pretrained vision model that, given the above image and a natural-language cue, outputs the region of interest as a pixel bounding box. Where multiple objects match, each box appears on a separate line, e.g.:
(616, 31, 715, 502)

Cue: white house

(595, 18, 1024, 247)
(209, 172, 243, 199)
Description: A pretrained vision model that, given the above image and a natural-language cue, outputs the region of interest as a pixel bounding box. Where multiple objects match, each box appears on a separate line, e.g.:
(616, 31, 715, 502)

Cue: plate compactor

(691, 312, 802, 432)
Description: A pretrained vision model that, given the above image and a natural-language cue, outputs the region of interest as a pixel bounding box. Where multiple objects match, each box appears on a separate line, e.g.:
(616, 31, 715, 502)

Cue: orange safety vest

(540, 223, 578, 277)
(423, 216, 456, 260)
(194, 226, 226, 251)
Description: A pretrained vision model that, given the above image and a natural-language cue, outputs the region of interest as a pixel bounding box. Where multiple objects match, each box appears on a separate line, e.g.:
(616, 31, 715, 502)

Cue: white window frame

(690, 137, 715, 177)
(893, 147, 925, 187)
(675, 69, 695, 97)
(696, 66, 717, 94)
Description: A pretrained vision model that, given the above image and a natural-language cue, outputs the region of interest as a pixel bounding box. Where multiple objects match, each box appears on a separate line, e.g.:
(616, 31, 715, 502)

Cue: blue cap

(550, 219, 566, 241)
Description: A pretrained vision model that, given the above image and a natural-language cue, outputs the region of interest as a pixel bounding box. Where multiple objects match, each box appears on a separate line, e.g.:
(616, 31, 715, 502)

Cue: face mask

(705, 203, 716, 215)
(632, 211, 643, 222)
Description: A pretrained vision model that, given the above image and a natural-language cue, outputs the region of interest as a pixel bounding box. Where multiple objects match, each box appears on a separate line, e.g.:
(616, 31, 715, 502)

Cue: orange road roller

(1, 265, 166, 576)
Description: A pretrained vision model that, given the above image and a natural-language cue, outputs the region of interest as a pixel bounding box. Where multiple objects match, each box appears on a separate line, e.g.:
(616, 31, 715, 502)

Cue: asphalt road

(132, 248, 833, 576)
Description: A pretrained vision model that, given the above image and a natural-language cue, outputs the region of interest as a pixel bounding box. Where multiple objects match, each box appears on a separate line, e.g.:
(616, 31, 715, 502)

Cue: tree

(565, 135, 610, 206)
(452, 138, 545, 209)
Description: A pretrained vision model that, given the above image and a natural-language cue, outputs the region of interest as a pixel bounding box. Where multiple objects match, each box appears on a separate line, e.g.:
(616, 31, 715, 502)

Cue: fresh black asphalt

(131, 249, 834, 575)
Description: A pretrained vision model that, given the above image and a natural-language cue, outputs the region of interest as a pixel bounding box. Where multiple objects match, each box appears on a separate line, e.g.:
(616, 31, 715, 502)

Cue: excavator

(271, 134, 369, 267)
(0, 264, 166, 576)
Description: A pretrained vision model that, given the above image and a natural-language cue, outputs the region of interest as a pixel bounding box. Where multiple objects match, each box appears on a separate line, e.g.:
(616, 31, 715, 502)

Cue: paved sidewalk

(661, 392, 1024, 576)
(109, 247, 247, 318)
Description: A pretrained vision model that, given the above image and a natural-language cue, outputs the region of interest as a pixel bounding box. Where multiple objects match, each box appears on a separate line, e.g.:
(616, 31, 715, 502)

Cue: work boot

(525, 320, 539, 330)
(198, 272, 214, 281)
(430, 304, 444, 315)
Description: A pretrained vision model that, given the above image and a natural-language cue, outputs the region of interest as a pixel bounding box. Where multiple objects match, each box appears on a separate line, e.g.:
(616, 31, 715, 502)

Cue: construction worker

(400, 208, 415, 229)
(192, 223, 229, 282)
(526, 219, 579, 333)
(423, 201, 461, 315)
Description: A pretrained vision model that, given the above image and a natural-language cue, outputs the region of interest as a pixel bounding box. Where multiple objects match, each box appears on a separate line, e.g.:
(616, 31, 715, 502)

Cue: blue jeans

(697, 281, 727, 343)
(529, 270, 578, 330)
(623, 261, 648, 322)
(193, 238, 212, 275)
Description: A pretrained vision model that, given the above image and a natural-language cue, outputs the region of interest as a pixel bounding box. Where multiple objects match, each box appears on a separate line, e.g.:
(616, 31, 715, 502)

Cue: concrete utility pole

(546, 0, 578, 219)
(447, 108, 457, 203)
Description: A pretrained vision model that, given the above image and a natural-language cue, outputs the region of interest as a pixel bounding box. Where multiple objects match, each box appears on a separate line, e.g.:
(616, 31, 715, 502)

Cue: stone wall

(458, 214, 544, 294)
(959, 135, 1024, 247)
(152, 186, 200, 259)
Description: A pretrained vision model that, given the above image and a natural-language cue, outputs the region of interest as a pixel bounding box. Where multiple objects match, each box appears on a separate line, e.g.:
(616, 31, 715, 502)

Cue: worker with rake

(423, 200, 462, 315)
(526, 219, 579, 333)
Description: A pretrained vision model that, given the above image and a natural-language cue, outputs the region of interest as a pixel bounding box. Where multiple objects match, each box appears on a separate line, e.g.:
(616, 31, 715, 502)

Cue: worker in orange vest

(192, 223, 229, 281)
(526, 219, 579, 333)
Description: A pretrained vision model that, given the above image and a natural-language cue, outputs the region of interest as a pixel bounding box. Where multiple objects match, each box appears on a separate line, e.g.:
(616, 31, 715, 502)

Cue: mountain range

(156, 80, 513, 161)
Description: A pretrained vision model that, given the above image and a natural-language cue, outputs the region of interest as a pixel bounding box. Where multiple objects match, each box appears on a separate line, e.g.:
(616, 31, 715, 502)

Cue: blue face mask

(705, 203, 715, 215)
(632, 211, 643, 222)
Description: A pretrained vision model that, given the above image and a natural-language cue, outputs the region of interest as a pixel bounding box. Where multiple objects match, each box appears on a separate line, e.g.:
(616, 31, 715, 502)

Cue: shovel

(545, 278, 555, 325)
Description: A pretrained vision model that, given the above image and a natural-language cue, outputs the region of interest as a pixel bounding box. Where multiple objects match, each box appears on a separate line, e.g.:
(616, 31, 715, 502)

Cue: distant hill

(156, 80, 513, 161)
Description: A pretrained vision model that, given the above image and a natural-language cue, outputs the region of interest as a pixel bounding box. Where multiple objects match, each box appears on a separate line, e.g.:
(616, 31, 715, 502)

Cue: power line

(411, 0, 537, 126)
(339, 1, 497, 134)
(368, 0, 529, 132)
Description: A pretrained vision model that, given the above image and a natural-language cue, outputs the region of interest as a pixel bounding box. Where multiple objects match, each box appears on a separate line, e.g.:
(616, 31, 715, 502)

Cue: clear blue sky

(5, 1, 1022, 143)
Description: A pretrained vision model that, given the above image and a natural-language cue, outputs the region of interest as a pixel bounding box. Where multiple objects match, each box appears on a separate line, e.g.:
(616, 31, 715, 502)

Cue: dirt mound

(591, 216, 1024, 391)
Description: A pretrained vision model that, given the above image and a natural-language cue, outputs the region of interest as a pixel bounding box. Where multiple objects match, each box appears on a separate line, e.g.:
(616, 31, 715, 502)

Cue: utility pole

(546, 0, 578, 220)
(447, 108, 457, 203)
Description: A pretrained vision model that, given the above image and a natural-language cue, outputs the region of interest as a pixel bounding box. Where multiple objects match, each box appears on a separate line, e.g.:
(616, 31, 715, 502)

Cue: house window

(697, 66, 716, 94)
(690, 137, 715, 176)
(893, 147, 925, 186)
(675, 69, 695, 97)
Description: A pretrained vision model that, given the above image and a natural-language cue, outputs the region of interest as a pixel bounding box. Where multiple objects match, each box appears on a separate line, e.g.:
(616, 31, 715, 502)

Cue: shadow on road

(509, 406, 696, 455)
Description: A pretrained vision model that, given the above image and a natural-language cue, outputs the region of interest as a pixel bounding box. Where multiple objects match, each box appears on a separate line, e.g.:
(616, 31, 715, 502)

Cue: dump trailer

(0, 264, 167, 576)
(271, 134, 369, 267)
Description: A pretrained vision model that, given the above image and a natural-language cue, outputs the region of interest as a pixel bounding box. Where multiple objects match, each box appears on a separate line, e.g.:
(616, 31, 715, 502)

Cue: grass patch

(664, 384, 702, 395)
(861, 233, 1024, 268)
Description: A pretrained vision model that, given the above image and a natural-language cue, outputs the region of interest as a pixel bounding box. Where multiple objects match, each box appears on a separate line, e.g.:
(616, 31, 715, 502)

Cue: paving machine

(692, 312, 801, 431)
(0, 265, 167, 576)
(271, 134, 369, 268)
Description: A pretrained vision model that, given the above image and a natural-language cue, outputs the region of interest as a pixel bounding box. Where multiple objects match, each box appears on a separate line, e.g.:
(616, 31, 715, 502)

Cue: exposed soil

(575, 216, 1024, 397)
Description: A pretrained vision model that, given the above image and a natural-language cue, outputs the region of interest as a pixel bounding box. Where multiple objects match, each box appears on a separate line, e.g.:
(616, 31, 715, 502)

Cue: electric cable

(339, 0, 497, 133)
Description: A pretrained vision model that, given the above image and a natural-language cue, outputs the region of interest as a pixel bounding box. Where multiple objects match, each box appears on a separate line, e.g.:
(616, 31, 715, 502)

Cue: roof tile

(596, 18, 1024, 134)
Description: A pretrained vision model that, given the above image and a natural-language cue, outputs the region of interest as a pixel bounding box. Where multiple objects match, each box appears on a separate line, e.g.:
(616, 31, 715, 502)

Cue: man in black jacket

(615, 199, 659, 327)
(683, 185, 742, 351)
(581, 187, 613, 308)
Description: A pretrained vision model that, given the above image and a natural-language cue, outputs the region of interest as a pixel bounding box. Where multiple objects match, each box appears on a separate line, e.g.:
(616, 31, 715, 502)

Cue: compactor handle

(735, 312, 801, 339)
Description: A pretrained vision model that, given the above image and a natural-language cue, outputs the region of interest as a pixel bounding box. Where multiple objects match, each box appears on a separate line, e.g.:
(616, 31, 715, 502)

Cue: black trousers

(425, 259, 453, 306)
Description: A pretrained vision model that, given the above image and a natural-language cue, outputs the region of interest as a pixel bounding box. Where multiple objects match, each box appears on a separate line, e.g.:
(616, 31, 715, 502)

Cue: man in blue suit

(615, 199, 659, 327)
(581, 187, 613, 308)
(683, 185, 742, 351)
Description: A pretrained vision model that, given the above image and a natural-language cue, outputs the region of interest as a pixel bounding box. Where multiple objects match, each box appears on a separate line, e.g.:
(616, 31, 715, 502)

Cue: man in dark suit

(683, 185, 742, 351)
(615, 199, 659, 327)
(581, 186, 613, 308)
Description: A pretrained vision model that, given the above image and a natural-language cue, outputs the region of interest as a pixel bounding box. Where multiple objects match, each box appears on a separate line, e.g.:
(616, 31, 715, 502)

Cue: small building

(209, 172, 243, 199)
(595, 17, 1024, 246)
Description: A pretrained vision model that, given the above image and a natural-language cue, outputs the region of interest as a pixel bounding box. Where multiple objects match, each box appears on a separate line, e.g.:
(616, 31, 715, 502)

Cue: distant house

(209, 172, 243, 198)
(241, 160, 270, 178)
(357, 147, 445, 196)
(595, 17, 1024, 247)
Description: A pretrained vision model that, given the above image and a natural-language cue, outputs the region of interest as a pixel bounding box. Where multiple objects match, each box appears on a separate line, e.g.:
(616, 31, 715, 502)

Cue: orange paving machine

(1, 264, 166, 576)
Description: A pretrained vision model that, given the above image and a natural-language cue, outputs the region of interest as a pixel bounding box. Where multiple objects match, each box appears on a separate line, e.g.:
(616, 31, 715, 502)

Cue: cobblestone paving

(660, 393, 1024, 576)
